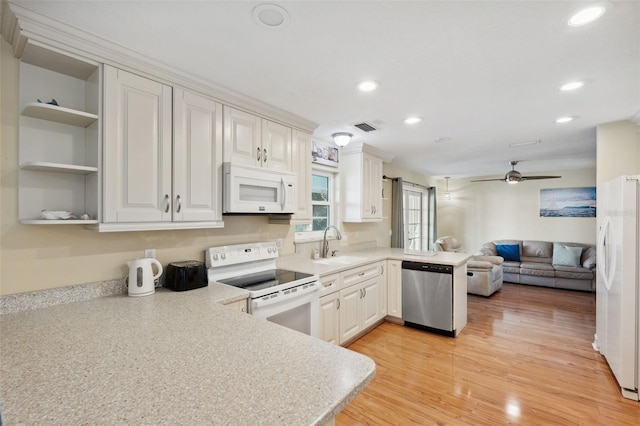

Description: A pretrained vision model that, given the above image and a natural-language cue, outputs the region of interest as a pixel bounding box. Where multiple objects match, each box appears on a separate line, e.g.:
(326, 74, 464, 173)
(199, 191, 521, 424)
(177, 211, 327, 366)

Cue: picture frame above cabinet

(17, 40, 101, 225)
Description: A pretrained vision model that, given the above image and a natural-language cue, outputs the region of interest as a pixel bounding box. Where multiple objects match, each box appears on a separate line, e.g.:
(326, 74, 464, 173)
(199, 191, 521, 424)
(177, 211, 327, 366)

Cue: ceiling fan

(471, 161, 561, 184)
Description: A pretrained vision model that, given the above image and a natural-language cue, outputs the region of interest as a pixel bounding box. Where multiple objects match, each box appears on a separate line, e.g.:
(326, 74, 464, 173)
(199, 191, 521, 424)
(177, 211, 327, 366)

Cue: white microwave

(223, 163, 297, 214)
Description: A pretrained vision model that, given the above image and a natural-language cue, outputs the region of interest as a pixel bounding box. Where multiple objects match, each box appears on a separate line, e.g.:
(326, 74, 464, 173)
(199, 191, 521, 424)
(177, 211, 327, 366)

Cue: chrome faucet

(322, 226, 342, 258)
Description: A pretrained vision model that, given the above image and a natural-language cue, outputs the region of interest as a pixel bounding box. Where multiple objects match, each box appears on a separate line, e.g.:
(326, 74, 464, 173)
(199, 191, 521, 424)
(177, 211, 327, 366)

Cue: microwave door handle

(281, 176, 287, 210)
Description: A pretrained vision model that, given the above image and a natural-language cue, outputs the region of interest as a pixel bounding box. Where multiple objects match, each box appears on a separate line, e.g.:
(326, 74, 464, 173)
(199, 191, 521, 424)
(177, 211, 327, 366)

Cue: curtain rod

(382, 175, 433, 190)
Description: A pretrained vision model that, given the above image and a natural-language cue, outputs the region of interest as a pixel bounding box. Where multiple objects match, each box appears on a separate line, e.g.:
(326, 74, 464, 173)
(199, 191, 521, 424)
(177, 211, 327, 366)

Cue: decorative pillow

(552, 243, 583, 267)
(495, 244, 520, 262)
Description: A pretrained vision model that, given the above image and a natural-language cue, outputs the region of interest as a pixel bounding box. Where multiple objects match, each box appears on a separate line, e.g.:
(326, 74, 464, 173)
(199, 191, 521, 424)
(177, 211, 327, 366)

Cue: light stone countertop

(0, 285, 375, 425)
(278, 247, 472, 276)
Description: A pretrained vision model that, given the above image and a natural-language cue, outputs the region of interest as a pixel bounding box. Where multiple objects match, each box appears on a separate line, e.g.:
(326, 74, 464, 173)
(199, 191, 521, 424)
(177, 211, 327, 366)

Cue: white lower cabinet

(319, 292, 340, 345)
(318, 261, 388, 346)
(387, 259, 403, 320)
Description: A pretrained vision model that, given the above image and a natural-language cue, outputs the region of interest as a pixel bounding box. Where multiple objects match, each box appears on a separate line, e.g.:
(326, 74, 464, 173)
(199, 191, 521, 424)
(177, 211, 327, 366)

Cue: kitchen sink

(313, 255, 368, 265)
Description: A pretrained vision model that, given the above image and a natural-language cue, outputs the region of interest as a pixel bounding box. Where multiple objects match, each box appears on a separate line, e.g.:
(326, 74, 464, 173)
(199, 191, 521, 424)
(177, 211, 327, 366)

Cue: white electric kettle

(127, 258, 163, 297)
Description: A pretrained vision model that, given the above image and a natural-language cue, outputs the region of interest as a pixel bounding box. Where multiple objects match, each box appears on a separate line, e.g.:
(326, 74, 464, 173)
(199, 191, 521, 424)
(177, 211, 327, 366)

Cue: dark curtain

(391, 177, 404, 248)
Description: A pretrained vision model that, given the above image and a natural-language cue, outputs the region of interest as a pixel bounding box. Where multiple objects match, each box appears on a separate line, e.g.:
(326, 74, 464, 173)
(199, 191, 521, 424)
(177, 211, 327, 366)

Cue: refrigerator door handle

(597, 216, 616, 291)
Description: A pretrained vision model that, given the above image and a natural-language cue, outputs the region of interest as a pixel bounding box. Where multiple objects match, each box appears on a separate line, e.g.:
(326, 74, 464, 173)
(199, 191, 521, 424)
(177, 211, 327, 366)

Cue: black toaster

(164, 260, 208, 291)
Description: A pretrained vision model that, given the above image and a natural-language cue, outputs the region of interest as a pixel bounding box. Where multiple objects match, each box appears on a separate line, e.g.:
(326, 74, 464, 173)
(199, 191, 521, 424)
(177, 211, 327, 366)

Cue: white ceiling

(11, 0, 640, 179)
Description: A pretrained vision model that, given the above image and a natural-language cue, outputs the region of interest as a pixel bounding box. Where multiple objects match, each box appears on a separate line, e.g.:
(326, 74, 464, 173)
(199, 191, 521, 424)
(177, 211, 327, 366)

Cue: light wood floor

(336, 283, 640, 425)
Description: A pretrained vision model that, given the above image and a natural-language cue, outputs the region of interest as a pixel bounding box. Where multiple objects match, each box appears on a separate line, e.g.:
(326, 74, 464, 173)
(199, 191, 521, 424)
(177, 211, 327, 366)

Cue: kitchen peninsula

(0, 285, 375, 425)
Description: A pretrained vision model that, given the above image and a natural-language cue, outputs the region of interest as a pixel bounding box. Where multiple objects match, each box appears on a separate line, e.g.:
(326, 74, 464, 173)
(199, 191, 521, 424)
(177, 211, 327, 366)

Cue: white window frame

(403, 184, 432, 251)
(294, 169, 336, 241)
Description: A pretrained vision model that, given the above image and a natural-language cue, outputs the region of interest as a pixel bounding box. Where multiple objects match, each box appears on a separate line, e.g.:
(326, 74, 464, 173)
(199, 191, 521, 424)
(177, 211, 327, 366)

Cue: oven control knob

(221, 253, 226, 260)
(267, 247, 273, 253)
(212, 253, 219, 261)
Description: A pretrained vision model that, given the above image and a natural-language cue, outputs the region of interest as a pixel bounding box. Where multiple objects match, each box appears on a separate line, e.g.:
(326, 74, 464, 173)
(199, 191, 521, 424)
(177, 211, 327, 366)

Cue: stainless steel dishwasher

(402, 261, 455, 337)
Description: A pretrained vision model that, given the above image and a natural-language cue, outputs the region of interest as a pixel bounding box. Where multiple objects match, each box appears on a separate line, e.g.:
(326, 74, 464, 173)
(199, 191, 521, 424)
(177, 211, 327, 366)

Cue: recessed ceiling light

(560, 81, 586, 91)
(568, 4, 608, 27)
(252, 4, 289, 28)
(555, 116, 575, 124)
(404, 117, 422, 125)
(356, 81, 380, 92)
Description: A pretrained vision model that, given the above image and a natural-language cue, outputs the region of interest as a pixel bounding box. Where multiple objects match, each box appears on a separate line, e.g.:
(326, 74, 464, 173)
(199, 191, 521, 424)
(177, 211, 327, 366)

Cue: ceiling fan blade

(520, 176, 562, 180)
(470, 178, 506, 182)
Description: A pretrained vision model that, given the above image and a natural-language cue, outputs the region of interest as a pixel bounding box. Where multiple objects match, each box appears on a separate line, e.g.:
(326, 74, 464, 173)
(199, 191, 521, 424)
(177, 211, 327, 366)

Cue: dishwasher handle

(401, 261, 453, 274)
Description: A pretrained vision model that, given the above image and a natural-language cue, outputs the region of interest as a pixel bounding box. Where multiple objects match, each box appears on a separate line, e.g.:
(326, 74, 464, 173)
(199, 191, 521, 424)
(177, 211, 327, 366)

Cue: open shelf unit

(22, 102, 98, 127)
(18, 40, 101, 225)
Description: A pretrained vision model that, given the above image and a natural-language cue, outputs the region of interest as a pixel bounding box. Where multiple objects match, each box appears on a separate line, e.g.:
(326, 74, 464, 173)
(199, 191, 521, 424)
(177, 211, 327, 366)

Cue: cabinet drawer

(340, 261, 383, 289)
(319, 273, 340, 297)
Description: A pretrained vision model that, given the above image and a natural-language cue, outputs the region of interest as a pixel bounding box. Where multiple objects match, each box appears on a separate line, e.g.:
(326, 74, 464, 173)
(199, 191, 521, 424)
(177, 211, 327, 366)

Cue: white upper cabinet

(102, 66, 224, 230)
(223, 106, 262, 168)
(17, 40, 100, 224)
(341, 143, 393, 222)
(290, 130, 313, 222)
(103, 65, 173, 223)
(173, 88, 223, 223)
(223, 106, 292, 171)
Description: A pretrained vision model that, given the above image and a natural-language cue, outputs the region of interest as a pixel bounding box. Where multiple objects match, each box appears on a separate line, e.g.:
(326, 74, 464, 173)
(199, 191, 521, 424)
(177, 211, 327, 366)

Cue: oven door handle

(251, 282, 318, 309)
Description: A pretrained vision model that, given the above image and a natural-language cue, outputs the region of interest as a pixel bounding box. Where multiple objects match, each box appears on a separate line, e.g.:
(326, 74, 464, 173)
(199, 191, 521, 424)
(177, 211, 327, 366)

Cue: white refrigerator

(595, 175, 639, 400)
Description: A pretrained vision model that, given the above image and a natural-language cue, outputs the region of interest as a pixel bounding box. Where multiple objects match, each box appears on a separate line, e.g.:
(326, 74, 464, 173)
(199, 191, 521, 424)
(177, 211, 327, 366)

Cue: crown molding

(1, 0, 317, 133)
(341, 142, 394, 162)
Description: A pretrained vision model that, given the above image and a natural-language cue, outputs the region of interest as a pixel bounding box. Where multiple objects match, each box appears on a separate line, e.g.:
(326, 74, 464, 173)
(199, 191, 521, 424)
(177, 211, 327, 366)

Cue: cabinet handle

(164, 194, 170, 213)
(337, 299, 340, 310)
(263, 148, 267, 162)
(323, 282, 333, 287)
(363, 288, 367, 298)
(359, 289, 364, 298)
(358, 272, 365, 277)
(241, 307, 246, 313)
(176, 195, 182, 213)
(257, 147, 261, 161)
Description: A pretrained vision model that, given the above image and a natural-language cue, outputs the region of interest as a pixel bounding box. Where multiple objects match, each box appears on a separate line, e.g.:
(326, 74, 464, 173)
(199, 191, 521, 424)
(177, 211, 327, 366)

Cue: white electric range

(206, 242, 319, 337)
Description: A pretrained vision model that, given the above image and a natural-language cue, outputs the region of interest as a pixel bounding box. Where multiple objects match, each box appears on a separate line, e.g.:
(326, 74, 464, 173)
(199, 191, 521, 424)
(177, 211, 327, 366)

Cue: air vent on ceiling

(353, 122, 378, 133)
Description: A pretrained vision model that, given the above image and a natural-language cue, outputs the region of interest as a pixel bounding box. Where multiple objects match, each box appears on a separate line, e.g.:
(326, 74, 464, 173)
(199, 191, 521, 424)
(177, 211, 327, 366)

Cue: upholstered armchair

(433, 236, 504, 296)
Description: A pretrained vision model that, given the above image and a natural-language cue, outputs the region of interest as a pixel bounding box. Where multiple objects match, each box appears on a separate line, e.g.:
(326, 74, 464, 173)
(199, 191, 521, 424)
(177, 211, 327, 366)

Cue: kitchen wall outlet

(276, 238, 283, 249)
(144, 248, 156, 259)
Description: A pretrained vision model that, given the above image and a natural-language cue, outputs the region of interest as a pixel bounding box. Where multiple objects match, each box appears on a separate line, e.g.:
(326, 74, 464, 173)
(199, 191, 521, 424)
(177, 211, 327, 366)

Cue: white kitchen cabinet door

(173, 88, 223, 222)
(290, 129, 312, 221)
(223, 106, 261, 167)
(103, 65, 172, 223)
(361, 277, 382, 329)
(261, 119, 291, 171)
(387, 260, 403, 319)
(339, 284, 362, 344)
(362, 153, 383, 219)
(341, 144, 388, 223)
(319, 292, 340, 345)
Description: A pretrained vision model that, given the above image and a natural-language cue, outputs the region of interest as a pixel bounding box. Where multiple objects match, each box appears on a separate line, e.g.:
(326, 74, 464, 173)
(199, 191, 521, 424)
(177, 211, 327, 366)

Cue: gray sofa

(475, 240, 596, 292)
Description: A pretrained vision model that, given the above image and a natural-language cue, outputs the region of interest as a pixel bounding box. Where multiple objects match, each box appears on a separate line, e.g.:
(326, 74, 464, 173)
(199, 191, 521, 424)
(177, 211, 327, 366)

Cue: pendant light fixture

(443, 177, 451, 200)
(332, 132, 353, 147)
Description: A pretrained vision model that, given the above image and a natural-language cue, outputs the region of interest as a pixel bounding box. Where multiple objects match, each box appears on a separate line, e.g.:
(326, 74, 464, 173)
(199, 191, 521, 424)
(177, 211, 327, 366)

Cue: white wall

(596, 120, 640, 183)
(437, 168, 597, 253)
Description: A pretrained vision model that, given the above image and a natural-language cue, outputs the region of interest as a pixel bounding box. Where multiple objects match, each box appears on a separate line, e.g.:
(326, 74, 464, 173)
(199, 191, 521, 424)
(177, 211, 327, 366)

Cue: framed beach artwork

(311, 141, 339, 167)
(540, 187, 596, 217)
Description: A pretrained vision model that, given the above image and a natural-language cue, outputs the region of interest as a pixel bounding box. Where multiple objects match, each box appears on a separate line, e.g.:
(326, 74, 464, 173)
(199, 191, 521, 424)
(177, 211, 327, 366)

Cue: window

(295, 170, 335, 237)
(403, 185, 436, 250)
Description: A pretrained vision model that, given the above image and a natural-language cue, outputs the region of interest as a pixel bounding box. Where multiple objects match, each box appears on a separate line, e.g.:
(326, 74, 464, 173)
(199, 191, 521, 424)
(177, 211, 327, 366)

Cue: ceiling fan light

(332, 132, 353, 147)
